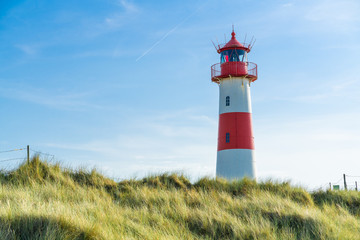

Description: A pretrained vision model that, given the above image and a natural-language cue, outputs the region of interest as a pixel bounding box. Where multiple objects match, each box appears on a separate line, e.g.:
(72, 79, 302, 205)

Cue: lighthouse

(211, 30, 258, 180)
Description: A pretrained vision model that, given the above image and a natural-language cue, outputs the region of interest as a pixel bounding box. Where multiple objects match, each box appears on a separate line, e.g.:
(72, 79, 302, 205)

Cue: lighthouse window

(220, 50, 232, 63)
(226, 133, 230, 143)
(230, 53, 237, 62)
(226, 96, 230, 106)
(236, 50, 247, 62)
(221, 51, 230, 63)
(221, 49, 247, 63)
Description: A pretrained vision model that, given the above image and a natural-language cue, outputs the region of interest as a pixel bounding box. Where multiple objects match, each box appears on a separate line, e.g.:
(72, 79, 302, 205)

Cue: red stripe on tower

(217, 112, 254, 151)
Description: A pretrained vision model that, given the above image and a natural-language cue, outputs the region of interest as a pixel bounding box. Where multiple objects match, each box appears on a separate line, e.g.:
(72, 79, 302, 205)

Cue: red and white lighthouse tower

(211, 30, 258, 180)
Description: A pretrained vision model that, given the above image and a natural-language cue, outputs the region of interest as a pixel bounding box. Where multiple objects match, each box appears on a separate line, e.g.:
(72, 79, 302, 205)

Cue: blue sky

(1, 0, 360, 189)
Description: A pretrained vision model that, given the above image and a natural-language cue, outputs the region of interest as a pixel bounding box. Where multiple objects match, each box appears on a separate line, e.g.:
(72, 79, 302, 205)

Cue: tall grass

(0, 156, 360, 239)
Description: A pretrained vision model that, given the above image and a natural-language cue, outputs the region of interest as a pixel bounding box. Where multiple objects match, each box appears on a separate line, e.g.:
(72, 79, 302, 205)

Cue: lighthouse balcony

(211, 62, 257, 83)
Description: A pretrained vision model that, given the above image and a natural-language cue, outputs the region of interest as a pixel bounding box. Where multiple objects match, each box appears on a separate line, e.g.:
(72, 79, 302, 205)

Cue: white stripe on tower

(219, 77, 252, 114)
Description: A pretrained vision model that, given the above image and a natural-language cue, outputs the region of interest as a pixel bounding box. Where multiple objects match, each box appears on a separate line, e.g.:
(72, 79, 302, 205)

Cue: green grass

(1, 156, 360, 239)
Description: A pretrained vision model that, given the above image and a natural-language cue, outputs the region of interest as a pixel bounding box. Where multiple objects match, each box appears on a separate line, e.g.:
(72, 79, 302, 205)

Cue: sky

(1, 0, 360, 189)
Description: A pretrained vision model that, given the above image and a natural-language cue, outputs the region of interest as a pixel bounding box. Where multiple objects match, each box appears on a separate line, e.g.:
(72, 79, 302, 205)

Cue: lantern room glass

(220, 49, 247, 63)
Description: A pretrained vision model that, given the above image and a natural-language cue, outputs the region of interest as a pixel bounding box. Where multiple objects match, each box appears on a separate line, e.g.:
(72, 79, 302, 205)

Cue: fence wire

(30, 149, 55, 161)
(0, 146, 56, 165)
(0, 148, 25, 154)
(0, 147, 26, 163)
(0, 158, 24, 163)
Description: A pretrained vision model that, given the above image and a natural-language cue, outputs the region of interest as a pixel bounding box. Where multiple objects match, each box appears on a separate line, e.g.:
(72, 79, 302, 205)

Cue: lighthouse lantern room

(211, 29, 258, 180)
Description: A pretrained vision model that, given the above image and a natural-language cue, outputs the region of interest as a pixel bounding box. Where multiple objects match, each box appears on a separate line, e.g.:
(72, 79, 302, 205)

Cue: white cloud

(0, 86, 102, 111)
(300, 0, 360, 33)
(15, 44, 38, 55)
(118, 0, 138, 13)
(255, 112, 360, 189)
(260, 0, 360, 36)
(305, 0, 360, 23)
(103, 0, 140, 29)
(281, 3, 294, 8)
(268, 78, 360, 103)
(42, 109, 217, 180)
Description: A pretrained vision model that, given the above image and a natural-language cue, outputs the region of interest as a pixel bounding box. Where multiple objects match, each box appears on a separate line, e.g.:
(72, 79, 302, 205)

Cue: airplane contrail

(136, 6, 202, 62)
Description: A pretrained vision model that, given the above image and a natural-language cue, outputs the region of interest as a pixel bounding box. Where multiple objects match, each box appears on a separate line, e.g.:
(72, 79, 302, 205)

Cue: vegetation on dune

(1, 156, 360, 239)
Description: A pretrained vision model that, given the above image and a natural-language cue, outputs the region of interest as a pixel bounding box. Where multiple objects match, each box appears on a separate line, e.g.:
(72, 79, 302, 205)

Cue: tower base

(216, 149, 256, 180)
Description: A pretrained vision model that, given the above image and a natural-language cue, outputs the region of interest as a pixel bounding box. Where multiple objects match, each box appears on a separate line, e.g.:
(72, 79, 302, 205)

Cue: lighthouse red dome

(218, 31, 250, 53)
(211, 30, 258, 82)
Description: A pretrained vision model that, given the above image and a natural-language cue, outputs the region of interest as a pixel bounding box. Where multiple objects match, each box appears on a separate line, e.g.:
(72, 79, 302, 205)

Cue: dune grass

(0, 156, 360, 239)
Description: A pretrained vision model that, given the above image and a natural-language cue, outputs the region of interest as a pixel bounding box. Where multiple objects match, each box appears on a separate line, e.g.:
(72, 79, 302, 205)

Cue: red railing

(211, 62, 257, 83)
